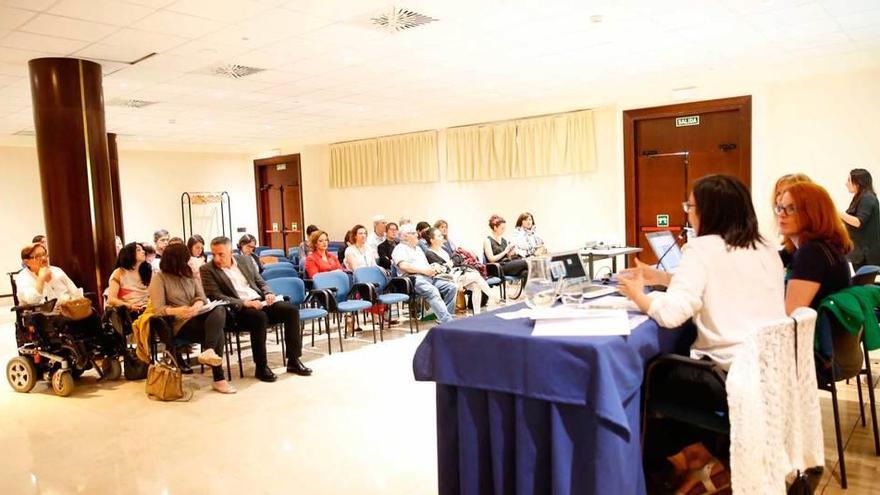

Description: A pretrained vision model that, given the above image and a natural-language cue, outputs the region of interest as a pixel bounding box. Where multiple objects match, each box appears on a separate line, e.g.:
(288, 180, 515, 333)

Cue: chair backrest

(262, 267, 299, 280)
(7, 269, 22, 307)
(263, 261, 295, 271)
(254, 246, 269, 256)
(353, 266, 389, 292)
(287, 247, 299, 259)
(852, 265, 880, 286)
(260, 255, 279, 265)
(328, 241, 347, 252)
(312, 271, 351, 303)
(262, 248, 285, 258)
(266, 276, 305, 305)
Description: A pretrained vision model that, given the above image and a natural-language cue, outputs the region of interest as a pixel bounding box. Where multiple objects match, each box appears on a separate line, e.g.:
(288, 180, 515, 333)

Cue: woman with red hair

(777, 182, 853, 314)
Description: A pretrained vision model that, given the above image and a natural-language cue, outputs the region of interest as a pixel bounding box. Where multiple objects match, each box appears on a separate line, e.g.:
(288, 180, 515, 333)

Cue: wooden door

(253, 154, 304, 252)
(624, 96, 751, 263)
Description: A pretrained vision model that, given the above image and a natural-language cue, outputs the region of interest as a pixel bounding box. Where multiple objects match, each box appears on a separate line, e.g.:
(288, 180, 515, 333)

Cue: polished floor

(0, 302, 878, 494)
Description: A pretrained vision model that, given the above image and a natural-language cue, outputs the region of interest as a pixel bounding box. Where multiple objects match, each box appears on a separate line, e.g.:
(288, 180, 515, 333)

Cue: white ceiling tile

(0, 0, 56, 11)
(0, 46, 50, 64)
(132, 10, 225, 38)
(48, 0, 155, 26)
(19, 14, 118, 42)
(836, 10, 880, 31)
(75, 43, 154, 63)
(100, 28, 190, 53)
(0, 6, 36, 30)
(124, 0, 176, 7)
(0, 31, 91, 55)
(166, 0, 275, 23)
(284, 0, 389, 21)
(819, 0, 880, 17)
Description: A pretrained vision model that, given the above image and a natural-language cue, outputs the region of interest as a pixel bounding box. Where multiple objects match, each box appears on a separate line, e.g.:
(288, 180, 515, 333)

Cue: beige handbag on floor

(146, 351, 192, 401)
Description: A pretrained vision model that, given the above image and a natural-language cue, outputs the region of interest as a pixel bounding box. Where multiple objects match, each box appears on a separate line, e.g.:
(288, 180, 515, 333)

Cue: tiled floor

(0, 301, 878, 494)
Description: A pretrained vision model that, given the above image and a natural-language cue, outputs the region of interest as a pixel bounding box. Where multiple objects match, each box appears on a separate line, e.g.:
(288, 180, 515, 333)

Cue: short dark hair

(116, 242, 151, 285)
(421, 227, 440, 244)
(306, 224, 318, 236)
(211, 236, 231, 247)
(488, 214, 505, 229)
(237, 234, 256, 249)
(416, 221, 431, 233)
(168, 237, 184, 245)
(515, 212, 534, 228)
(692, 174, 763, 249)
(143, 243, 156, 255)
(386, 222, 398, 231)
(32, 235, 45, 243)
(153, 229, 169, 242)
(158, 243, 193, 277)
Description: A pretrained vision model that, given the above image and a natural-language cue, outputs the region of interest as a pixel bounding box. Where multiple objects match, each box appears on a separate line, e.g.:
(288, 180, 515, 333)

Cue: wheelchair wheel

(51, 370, 74, 397)
(7, 356, 37, 393)
(101, 358, 122, 381)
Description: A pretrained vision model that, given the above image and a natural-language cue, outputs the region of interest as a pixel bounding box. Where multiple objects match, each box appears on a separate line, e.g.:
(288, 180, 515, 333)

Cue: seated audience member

(434, 219, 457, 256)
(143, 243, 157, 269)
(366, 215, 386, 257)
(416, 221, 431, 252)
(149, 243, 233, 394)
(377, 222, 399, 271)
(187, 235, 207, 275)
(168, 237, 184, 245)
(32, 234, 47, 250)
(618, 174, 786, 369)
(305, 230, 343, 279)
(393, 223, 457, 323)
(424, 227, 496, 314)
(483, 214, 528, 280)
(237, 234, 263, 274)
(344, 224, 377, 271)
(107, 242, 151, 312)
(777, 182, 852, 313)
(771, 173, 812, 208)
(339, 229, 354, 266)
(201, 237, 311, 379)
(16, 242, 81, 305)
(298, 224, 319, 260)
(151, 229, 170, 270)
(512, 212, 547, 257)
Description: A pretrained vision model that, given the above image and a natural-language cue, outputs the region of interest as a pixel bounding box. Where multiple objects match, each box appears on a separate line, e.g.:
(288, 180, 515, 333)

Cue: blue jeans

(413, 275, 457, 323)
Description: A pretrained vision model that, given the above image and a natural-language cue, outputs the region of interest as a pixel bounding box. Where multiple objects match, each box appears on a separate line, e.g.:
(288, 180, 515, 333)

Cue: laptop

(645, 231, 683, 271)
(549, 251, 617, 299)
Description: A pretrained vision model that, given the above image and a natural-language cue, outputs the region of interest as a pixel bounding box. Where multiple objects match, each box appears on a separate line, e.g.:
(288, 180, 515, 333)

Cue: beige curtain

(330, 131, 438, 188)
(447, 109, 596, 182)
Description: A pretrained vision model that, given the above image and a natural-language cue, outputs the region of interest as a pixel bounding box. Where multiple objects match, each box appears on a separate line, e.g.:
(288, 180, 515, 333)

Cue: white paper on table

(628, 314, 649, 329)
(495, 308, 534, 320)
(531, 309, 631, 337)
(584, 296, 641, 312)
(198, 299, 228, 315)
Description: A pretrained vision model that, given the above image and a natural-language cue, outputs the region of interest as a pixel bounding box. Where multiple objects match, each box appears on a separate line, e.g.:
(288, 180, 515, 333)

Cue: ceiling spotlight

(590, 15, 603, 23)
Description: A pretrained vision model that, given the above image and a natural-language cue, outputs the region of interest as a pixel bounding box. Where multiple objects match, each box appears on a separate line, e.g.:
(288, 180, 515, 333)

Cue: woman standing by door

(840, 168, 880, 271)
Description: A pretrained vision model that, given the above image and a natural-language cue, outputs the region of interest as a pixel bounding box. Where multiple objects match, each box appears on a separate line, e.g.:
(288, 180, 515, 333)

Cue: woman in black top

(377, 222, 398, 271)
(840, 168, 880, 271)
(482, 214, 528, 280)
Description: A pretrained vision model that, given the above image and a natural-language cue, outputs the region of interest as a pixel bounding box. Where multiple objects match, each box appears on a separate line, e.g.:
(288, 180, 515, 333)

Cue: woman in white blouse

(618, 174, 786, 369)
(344, 224, 377, 271)
(512, 212, 546, 258)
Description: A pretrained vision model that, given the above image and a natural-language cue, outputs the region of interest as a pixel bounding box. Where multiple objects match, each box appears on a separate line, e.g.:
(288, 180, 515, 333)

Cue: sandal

(674, 458, 731, 495)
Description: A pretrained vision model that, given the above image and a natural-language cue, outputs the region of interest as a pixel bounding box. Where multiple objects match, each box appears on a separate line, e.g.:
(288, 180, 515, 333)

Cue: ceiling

(0, 0, 878, 152)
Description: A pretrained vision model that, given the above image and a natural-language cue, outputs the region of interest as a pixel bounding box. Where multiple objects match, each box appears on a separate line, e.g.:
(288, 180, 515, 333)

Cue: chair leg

(235, 332, 243, 379)
(311, 319, 316, 348)
(322, 318, 331, 355)
(334, 315, 343, 352)
(863, 337, 880, 455)
(371, 308, 380, 342)
(857, 374, 866, 427)
(280, 324, 286, 363)
(830, 380, 848, 488)
(225, 333, 232, 382)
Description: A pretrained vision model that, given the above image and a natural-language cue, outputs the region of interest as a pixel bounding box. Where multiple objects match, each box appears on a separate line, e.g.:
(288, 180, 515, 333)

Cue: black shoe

(255, 367, 277, 382)
(286, 359, 312, 376)
(176, 354, 194, 375)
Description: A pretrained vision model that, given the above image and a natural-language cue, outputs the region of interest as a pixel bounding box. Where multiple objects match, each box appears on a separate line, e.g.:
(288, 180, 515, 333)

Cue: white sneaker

(197, 349, 223, 367)
(212, 380, 237, 394)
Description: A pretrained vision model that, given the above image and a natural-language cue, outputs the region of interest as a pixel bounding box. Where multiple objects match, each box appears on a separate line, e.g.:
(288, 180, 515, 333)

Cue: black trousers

(234, 301, 302, 366)
(501, 258, 528, 279)
(177, 307, 227, 381)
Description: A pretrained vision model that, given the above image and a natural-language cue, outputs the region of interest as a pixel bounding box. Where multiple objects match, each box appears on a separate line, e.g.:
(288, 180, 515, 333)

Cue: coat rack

(181, 191, 232, 241)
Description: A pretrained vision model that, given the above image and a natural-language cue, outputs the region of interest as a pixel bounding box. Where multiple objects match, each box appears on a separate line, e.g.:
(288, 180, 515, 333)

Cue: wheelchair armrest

(11, 303, 45, 313)
(485, 262, 503, 279)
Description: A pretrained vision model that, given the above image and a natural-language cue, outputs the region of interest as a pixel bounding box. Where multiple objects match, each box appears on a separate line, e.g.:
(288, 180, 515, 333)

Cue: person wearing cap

(16, 242, 82, 305)
(367, 214, 387, 258)
(392, 223, 458, 324)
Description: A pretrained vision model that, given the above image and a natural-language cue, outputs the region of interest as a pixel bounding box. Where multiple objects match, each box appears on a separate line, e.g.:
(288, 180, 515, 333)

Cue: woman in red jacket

(305, 230, 343, 279)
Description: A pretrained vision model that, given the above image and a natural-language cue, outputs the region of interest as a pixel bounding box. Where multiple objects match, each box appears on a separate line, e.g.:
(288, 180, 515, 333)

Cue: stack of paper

(530, 308, 631, 337)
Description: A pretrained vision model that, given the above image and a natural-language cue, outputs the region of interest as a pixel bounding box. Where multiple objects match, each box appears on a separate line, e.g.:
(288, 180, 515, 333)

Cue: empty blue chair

(262, 267, 299, 280)
(354, 267, 415, 333)
(254, 246, 270, 256)
(263, 261, 296, 271)
(262, 248, 285, 258)
(312, 271, 379, 342)
(267, 277, 336, 354)
(853, 265, 880, 286)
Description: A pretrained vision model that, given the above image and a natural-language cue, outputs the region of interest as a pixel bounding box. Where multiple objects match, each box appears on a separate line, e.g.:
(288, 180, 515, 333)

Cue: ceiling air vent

(108, 98, 157, 108)
(211, 63, 265, 79)
(371, 6, 437, 32)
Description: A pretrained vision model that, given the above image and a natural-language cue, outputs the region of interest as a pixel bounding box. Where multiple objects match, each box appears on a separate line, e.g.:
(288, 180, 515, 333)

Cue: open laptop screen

(550, 251, 587, 280)
(645, 231, 683, 271)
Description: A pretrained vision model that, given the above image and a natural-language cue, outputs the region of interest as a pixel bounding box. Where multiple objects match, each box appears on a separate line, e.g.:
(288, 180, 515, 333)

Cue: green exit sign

(675, 116, 700, 127)
(656, 214, 669, 227)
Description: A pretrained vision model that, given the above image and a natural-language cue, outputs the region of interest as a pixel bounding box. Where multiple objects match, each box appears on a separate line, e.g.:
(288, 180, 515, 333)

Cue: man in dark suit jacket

(201, 237, 312, 381)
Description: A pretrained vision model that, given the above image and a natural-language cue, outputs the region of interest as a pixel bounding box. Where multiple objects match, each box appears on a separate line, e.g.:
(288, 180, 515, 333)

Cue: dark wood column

(29, 57, 116, 308)
(107, 132, 124, 241)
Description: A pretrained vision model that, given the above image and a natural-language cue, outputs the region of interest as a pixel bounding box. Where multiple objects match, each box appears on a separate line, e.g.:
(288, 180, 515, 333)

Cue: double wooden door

(624, 96, 752, 263)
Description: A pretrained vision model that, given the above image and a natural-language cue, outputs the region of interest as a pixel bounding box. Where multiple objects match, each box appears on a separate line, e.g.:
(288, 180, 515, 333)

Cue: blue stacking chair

(312, 271, 379, 342)
(262, 266, 299, 280)
(254, 246, 269, 256)
(267, 277, 337, 354)
(353, 267, 417, 333)
(262, 248, 285, 258)
(853, 265, 880, 286)
(481, 255, 508, 301)
(263, 260, 295, 270)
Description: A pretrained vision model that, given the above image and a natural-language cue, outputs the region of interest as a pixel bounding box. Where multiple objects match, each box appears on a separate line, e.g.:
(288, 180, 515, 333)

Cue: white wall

(0, 147, 255, 295)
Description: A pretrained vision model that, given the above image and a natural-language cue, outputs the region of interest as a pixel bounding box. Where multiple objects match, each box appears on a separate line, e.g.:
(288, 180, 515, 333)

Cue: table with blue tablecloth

(412, 303, 692, 495)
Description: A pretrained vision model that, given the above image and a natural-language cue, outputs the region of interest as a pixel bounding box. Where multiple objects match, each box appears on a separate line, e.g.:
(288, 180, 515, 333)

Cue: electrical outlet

(236, 226, 246, 233)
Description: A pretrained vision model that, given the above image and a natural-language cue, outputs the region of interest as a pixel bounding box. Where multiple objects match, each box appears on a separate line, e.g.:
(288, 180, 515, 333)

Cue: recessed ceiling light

(590, 15, 603, 24)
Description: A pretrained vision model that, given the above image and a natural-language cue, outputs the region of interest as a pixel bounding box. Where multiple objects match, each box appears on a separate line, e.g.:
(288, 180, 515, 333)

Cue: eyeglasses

(681, 202, 696, 213)
(774, 204, 797, 217)
(29, 252, 47, 260)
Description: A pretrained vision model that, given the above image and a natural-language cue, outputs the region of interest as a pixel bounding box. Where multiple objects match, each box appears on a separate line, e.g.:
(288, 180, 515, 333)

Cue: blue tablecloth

(413, 303, 691, 495)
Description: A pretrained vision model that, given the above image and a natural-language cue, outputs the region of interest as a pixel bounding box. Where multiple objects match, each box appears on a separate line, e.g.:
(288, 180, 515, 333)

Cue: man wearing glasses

(16, 242, 82, 305)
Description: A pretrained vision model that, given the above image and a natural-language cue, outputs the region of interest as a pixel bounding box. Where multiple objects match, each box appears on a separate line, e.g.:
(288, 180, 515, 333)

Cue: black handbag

(123, 347, 148, 380)
(787, 470, 813, 495)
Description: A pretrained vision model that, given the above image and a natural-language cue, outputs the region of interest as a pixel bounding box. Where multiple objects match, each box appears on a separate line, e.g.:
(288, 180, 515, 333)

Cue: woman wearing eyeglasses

(15, 242, 82, 305)
(839, 169, 880, 272)
(777, 182, 852, 314)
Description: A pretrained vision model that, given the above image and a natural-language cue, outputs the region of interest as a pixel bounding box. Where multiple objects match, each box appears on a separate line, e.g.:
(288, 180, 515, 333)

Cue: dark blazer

(200, 255, 272, 310)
